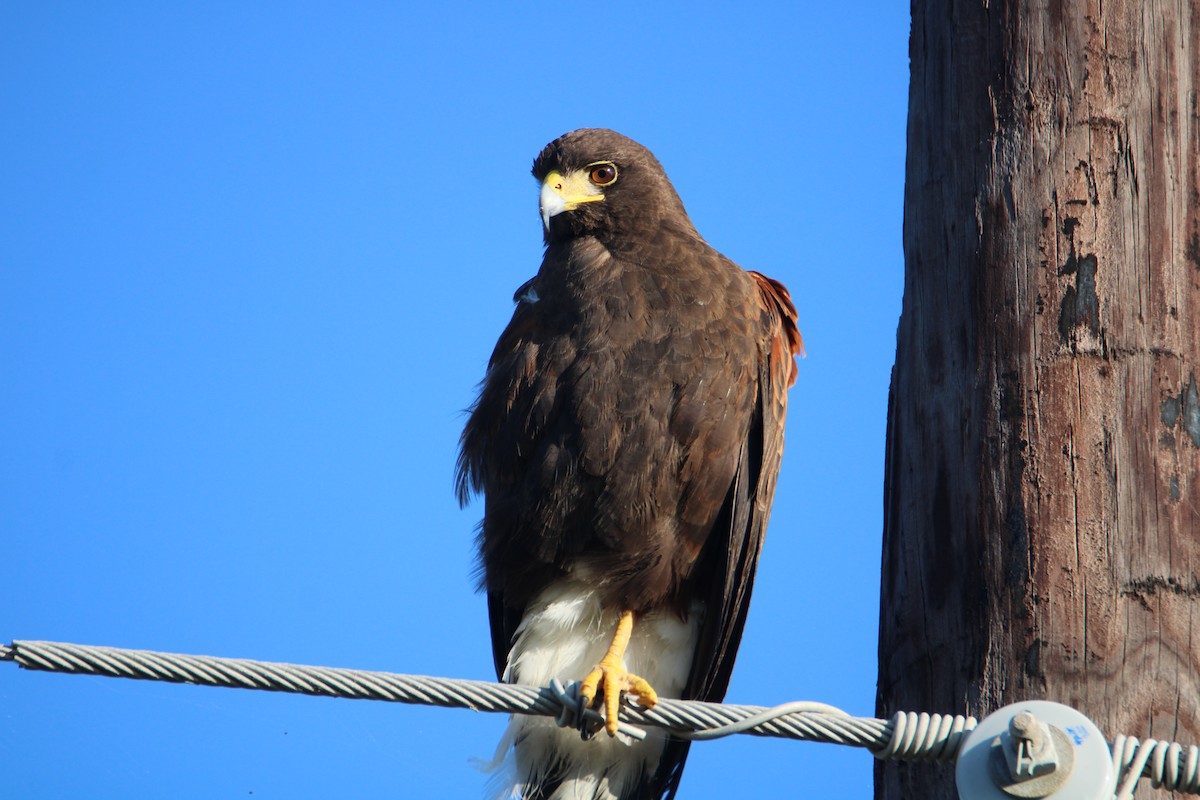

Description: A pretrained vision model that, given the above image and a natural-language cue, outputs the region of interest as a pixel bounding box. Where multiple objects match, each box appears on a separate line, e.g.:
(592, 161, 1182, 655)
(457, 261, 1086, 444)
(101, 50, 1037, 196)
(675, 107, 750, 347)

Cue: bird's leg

(578, 610, 659, 736)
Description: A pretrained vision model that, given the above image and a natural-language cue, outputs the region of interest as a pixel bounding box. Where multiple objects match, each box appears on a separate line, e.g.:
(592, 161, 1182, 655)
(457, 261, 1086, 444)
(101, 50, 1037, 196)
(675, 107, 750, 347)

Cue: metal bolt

(989, 709, 1075, 797)
(1010, 710, 1046, 755)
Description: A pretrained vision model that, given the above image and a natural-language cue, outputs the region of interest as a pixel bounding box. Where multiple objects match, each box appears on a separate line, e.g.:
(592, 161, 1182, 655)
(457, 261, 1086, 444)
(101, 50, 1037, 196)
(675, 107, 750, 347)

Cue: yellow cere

(542, 170, 606, 206)
(539, 169, 606, 228)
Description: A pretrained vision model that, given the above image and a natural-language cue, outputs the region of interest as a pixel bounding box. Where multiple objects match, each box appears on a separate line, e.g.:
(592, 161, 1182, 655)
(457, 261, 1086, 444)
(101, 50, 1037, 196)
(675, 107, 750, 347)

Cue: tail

(484, 716, 691, 800)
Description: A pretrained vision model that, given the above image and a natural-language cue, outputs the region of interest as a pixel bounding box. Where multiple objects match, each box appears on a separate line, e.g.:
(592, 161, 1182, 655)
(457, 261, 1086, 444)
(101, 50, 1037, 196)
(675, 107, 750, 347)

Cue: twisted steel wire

(6, 638, 1198, 795)
(1, 639, 953, 758)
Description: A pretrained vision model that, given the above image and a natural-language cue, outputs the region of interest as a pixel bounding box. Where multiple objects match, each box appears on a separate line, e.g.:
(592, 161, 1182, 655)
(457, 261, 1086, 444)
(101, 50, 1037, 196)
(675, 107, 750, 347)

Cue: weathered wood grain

(878, 2, 1200, 796)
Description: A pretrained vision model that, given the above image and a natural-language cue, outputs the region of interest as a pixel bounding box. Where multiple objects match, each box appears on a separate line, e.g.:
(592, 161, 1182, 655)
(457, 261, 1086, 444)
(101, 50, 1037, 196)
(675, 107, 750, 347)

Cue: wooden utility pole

(877, 2, 1200, 797)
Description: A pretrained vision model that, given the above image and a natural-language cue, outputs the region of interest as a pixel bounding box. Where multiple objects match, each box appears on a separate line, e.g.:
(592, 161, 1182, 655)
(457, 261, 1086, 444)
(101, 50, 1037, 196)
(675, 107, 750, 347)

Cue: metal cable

(1112, 735, 1200, 797)
(1, 639, 955, 760)
(5, 639, 1198, 797)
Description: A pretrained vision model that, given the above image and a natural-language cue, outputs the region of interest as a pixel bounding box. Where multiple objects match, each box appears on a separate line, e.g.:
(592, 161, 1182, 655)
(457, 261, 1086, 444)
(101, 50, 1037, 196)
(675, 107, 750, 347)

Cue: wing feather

(649, 270, 800, 799)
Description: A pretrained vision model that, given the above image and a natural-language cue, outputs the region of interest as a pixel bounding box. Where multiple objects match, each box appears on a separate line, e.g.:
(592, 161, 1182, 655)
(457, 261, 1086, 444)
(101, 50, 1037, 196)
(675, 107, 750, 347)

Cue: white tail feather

(483, 580, 701, 800)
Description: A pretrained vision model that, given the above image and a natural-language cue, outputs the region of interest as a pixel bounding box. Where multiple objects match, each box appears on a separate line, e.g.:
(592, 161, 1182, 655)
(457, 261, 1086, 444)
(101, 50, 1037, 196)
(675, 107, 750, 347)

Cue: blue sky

(2, 5, 908, 797)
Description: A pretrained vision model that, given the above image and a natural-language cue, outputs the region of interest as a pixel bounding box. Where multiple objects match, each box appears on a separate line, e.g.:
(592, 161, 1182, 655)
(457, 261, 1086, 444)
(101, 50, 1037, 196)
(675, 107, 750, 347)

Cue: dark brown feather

(457, 129, 800, 798)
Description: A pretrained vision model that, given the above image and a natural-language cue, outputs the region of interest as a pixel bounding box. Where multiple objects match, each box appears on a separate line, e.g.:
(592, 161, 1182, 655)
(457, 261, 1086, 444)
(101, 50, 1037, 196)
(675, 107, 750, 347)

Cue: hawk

(458, 128, 801, 799)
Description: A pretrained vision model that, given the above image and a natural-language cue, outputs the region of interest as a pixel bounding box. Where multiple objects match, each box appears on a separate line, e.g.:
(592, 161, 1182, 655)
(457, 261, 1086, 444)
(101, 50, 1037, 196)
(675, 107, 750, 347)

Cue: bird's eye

(588, 162, 618, 186)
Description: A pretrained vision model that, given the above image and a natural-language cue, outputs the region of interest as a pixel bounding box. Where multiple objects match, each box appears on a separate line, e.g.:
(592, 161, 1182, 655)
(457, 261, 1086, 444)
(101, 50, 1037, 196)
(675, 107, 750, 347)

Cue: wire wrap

(4, 639, 1198, 796)
(1112, 735, 1200, 798)
(0, 639, 959, 758)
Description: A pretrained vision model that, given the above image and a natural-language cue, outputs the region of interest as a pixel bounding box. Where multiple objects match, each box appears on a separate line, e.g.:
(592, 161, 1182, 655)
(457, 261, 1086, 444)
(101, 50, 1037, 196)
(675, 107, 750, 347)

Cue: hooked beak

(539, 170, 604, 230)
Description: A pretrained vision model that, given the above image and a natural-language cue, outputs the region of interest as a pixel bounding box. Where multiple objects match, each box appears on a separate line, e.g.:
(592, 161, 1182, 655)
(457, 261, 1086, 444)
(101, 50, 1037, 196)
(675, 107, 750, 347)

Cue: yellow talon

(578, 610, 659, 736)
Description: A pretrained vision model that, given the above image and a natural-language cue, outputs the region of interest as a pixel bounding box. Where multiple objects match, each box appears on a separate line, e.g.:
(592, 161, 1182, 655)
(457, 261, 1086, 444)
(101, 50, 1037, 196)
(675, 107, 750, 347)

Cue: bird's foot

(578, 658, 658, 737)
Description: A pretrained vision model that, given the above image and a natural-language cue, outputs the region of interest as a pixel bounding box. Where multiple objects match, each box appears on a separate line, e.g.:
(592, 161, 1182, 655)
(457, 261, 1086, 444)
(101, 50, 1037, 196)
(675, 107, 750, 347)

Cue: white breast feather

(485, 579, 701, 800)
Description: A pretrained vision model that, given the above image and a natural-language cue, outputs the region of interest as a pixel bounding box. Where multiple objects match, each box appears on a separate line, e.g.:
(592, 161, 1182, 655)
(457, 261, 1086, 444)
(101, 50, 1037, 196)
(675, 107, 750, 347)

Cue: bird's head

(531, 128, 693, 245)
